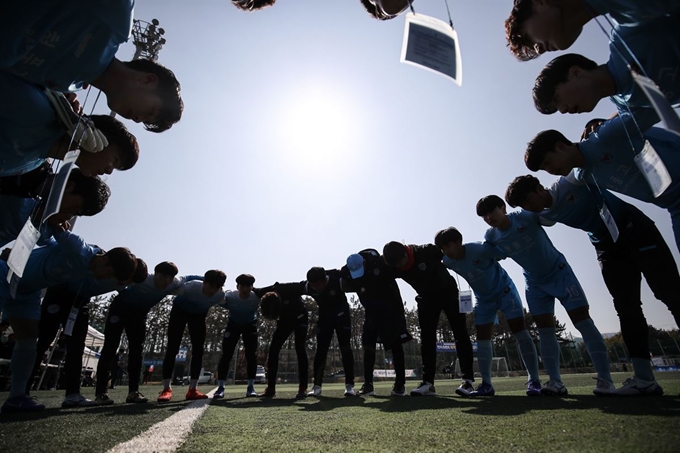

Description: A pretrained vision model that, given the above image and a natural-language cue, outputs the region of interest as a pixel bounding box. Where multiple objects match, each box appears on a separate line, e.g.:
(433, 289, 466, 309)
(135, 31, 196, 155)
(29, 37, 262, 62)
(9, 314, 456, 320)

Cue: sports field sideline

(1, 372, 678, 453)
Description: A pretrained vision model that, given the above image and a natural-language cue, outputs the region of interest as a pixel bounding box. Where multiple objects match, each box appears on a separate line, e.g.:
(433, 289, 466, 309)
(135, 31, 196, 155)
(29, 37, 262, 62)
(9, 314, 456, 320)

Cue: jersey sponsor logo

(47, 304, 61, 314)
(517, 225, 526, 233)
(566, 194, 577, 203)
(600, 153, 613, 163)
(418, 263, 427, 270)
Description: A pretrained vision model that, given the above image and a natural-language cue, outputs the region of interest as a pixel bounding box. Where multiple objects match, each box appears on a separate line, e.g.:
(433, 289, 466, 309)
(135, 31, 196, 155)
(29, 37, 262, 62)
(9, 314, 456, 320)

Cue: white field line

(106, 387, 216, 453)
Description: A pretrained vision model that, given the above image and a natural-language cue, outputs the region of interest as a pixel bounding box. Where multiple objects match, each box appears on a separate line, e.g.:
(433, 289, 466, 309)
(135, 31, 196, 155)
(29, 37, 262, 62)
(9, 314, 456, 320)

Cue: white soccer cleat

(307, 385, 322, 397)
(540, 380, 568, 396)
(592, 377, 616, 396)
(612, 377, 664, 396)
(410, 382, 436, 396)
(344, 384, 355, 397)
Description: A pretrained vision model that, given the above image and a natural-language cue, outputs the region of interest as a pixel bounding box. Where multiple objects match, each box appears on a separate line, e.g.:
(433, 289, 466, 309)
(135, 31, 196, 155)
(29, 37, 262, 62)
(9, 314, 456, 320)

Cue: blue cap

(346, 254, 365, 279)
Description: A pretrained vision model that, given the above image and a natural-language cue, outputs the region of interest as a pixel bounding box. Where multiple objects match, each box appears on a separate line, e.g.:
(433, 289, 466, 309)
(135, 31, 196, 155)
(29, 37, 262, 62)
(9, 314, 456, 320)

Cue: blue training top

(172, 280, 225, 315)
(113, 274, 203, 312)
(443, 242, 516, 301)
(223, 290, 260, 325)
(586, 0, 680, 28)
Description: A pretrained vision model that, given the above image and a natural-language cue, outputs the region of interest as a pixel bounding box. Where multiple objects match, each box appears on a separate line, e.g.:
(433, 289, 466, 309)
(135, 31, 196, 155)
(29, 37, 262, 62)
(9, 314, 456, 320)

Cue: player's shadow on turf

(460, 395, 680, 417)
(296, 395, 370, 411)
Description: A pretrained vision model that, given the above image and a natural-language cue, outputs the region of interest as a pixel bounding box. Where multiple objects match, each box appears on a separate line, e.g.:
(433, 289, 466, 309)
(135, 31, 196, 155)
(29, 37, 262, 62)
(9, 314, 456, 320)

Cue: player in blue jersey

(214, 274, 262, 399)
(1, 0, 183, 132)
(382, 241, 475, 397)
(505, 0, 680, 61)
(157, 270, 226, 402)
(0, 228, 138, 413)
(0, 71, 139, 178)
(524, 117, 680, 252)
(28, 262, 148, 407)
(434, 227, 543, 397)
(95, 262, 203, 405)
(477, 195, 614, 396)
(258, 282, 311, 399)
(231, 0, 276, 11)
(506, 174, 679, 395)
(305, 267, 355, 397)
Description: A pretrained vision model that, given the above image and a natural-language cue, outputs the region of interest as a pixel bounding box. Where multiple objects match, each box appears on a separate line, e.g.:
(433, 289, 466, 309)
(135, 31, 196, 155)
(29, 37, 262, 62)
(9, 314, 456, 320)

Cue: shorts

(475, 282, 525, 325)
(525, 263, 588, 316)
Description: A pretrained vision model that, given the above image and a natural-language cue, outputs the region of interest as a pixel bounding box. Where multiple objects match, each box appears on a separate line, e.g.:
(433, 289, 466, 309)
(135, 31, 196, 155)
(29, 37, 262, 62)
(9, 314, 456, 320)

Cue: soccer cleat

(261, 386, 276, 398)
(94, 393, 115, 405)
(410, 382, 436, 396)
(344, 384, 355, 397)
(592, 377, 616, 396)
(157, 389, 173, 402)
(185, 388, 208, 400)
(455, 380, 474, 397)
(1, 395, 46, 413)
(296, 385, 308, 399)
(526, 380, 542, 397)
(541, 380, 568, 396)
(471, 382, 496, 397)
(246, 385, 259, 397)
(62, 393, 98, 408)
(126, 391, 149, 404)
(612, 377, 664, 396)
(308, 385, 322, 397)
(358, 382, 375, 396)
(213, 387, 225, 399)
(391, 383, 407, 397)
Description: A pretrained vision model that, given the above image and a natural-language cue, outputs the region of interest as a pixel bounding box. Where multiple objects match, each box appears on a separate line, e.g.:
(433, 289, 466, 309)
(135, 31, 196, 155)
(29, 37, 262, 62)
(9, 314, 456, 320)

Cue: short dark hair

(204, 269, 227, 287)
(505, 175, 542, 208)
(533, 54, 598, 114)
(90, 115, 139, 170)
(132, 258, 149, 283)
(260, 291, 282, 320)
(359, 0, 399, 20)
(505, 0, 539, 61)
(123, 59, 183, 133)
(236, 273, 256, 286)
(306, 267, 326, 283)
(434, 227, 463, 248)
(476, 195, 505, 217)
(154, 261, 179, 277)
(231, 0, 276, 11)
(68, 168, 111, 216)
(105, 247, 138, 282)
(382, 241, 407, 266)
(525, 129, 572, 171)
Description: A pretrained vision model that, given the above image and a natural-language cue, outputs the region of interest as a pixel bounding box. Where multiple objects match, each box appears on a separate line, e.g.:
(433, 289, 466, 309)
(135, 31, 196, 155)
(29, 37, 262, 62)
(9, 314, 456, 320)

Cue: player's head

(476, 195, 508, 228)
(236, 273, 256, 297)
(153, 261, 179, 289)
(130, 258, 149, 284)
(525, 129, 577, 175)
(203, 269, 227, 296)
(108, 59, 183, 133)
(306, 267, 328, 292)
(231, 0, 276, 11)
(48, 169, 111, 226)
(382, 241, 408, 268)
(505, 175, 551, 212)
(75, 115, 139, 177)
(359, 0, 411, 20)
(434, 227, 463, 259)
(533, 53, 600, 114)
(505, 0, 585, 61)
(90, 247, 138, 283)
(260, 291, 282, 320)
(346, 254, 366, 279)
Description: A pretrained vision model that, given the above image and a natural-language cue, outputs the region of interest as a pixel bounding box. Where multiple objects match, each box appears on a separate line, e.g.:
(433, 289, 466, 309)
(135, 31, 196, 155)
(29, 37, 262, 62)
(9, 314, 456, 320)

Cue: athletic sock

(218, 380, 225, 388)
(631, 358, 655, 382)
(189, 379, 198, 390)
(9, 338, 38, 399)
(537, 327, 561, 382)
(575, 318, 612, 382)
(162, 379, 171, 390)
(514, 329, 540, 382)
(477, 340, 493, 384)
(247, 379, 254, 387)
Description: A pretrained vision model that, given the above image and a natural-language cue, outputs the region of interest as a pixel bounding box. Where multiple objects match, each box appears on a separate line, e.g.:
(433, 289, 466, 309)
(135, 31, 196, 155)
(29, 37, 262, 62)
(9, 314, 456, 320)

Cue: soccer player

(157, 270, 226, 402)
(382, 241, 475, 397)
(359, 0, 413, 20)
(341, 250, 413, 397)
(258, 282, 310, 399)
(214, 274, 261, 399)
(504, 0, 680, 61)
(434, 227, 543, 397)
(477, 195, 614, 396)
(0, 228, 138, 413)
(305, 267, 355, 397)
(2, 0, 183, 131)
(231, 0, 276, 11)
(95, 262, 203, 405)
(524, 117, 680, 252)
(506, 174, 679, 395)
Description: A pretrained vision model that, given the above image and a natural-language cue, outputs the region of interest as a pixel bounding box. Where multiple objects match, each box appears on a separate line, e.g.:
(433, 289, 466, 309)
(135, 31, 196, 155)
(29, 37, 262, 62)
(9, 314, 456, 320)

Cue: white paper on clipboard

(7, 219, 41, 280)
(42, 150, 80, 224)
(400, 12, 462, 85)
(632, 72, 680, 138)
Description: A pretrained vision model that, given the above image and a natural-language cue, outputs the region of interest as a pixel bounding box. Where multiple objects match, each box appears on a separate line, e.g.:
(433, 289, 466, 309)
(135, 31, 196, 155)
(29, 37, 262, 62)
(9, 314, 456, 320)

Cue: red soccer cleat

(185, 388, 209, 400)
(157, 388, 173, 402)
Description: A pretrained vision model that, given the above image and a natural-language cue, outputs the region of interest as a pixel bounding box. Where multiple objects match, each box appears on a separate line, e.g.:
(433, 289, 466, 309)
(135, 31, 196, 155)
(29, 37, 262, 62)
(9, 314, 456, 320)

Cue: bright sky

(79, 0, 680, 336)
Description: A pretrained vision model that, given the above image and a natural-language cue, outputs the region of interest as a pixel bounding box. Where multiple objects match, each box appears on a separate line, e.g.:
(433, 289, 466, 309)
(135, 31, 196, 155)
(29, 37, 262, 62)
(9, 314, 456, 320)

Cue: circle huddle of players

(1, 0, 679, 414)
